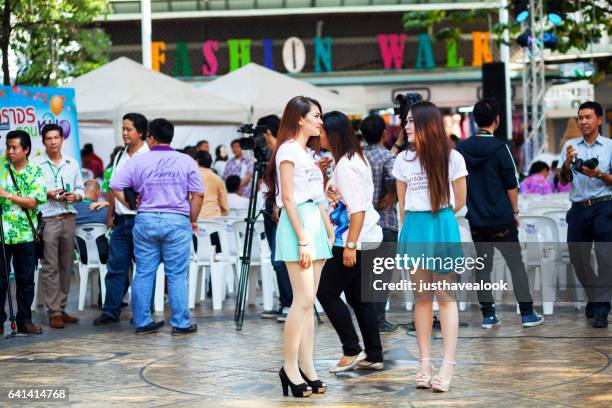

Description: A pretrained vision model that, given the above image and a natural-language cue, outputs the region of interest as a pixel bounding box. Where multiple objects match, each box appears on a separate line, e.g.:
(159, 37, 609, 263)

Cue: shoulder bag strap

(7, 166, 38, 235)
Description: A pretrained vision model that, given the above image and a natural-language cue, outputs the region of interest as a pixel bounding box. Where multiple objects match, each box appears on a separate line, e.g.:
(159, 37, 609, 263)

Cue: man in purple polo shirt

(111, 118, 204, 335)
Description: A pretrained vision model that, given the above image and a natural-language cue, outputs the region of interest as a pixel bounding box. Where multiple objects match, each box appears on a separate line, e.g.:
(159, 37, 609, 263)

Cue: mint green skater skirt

(275, 201, 333, 262)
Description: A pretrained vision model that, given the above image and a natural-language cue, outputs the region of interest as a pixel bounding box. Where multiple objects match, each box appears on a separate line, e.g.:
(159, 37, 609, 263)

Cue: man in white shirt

(226, 175, 250, 211)
(36, 124, 84, 329)
(94, 113, 149, 326)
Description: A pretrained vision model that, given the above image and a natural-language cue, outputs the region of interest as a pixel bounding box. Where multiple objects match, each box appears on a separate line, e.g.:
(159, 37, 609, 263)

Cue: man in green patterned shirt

(0, 130, 47, 335)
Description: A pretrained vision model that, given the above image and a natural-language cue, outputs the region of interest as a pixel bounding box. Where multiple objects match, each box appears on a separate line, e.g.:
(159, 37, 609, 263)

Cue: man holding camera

(559, 101, 612, 329)
(35, 124, 84, 329)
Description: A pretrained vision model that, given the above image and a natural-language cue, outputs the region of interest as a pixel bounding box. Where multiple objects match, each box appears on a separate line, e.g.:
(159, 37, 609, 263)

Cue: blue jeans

(102, 215, 135, 319)
(132, 212, 192, 329)
(263, 199, 292, 308)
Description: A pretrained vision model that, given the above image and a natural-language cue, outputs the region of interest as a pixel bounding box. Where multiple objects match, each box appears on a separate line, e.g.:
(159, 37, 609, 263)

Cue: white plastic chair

(229, 208, 248, 218)
(31, 261, 43, 311)
(518, 216, 562, 315)
(74, 223, 109, 311)
(189, 221, 233, 310)
(232, 220, 274, 309)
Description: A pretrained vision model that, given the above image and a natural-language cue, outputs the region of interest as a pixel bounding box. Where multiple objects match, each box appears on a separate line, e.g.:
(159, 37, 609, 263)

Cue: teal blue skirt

(275, 201, 333, 262)
(398, 207, 463, 274)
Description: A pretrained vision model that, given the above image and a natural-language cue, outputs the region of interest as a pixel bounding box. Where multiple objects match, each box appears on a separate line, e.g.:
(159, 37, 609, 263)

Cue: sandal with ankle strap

(432, 360, 456, 392)
(415, 358, 434, 389)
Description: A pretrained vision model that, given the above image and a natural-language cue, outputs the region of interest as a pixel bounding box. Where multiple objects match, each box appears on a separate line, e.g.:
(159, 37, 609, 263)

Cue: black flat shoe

(135, 320, 165, 334)
(279, 367, 312, 397)
(172, 324, 198, 335)
(585, 302, 595, 319)
(299, 368, 327, 394)
(593, 316, 608, 328)
(93, 314, 119, 326)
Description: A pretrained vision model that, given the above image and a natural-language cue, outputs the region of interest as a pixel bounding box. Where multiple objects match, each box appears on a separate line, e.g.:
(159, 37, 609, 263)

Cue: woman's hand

(299, 243, 312, 269)
(343, 247, 357, 268)
(328, 230, 335, 248)
(327, 184, 338, 207)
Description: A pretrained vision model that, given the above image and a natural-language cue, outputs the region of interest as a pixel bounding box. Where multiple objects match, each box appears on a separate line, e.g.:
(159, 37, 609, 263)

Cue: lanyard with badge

(47, 161, 71, 193)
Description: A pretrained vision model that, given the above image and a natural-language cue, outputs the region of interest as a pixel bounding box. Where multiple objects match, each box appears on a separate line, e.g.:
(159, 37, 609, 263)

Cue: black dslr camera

(572, 156, 599, 175)
(237, 124, 269, 162)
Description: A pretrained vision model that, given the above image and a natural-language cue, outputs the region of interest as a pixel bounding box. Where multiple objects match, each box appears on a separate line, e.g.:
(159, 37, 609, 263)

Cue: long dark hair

(215, 145, 228, 162)
(405, 101, 451, 214)
(264, 96, 322, 202)
(322, 111, 366, 165)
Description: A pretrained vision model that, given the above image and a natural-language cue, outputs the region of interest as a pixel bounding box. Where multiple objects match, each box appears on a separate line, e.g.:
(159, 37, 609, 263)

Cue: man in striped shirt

(361, 114, 399, 333)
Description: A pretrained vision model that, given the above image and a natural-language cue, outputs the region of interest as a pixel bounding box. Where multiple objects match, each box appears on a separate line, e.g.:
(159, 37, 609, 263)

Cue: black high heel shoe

(279, 367, 312, 397)
(299, 368, 327, 394)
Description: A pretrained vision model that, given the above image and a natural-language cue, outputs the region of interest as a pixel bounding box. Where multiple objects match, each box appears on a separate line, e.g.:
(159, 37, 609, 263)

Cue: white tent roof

(203, 63, 365, 120)
(67, 57, 247, 124)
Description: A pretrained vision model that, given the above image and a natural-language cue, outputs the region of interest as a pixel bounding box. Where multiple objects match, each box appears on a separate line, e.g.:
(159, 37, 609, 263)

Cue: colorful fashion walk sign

(151, 31, 494, 76)
(0, 86, 81, 162)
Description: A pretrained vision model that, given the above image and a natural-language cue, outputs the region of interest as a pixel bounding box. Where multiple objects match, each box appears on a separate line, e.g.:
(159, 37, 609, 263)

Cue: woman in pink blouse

(520, 161, 553, 195)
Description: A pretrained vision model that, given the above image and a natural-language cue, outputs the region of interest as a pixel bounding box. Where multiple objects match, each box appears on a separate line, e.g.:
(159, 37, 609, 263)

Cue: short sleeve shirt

(392, 149, 468, 212)
(331, 154, 382, 248)
(0, 156, 47, 244)
(559, 135, 612, 202)
(275, 140, 325, 208)
(110, 146, 204, 216)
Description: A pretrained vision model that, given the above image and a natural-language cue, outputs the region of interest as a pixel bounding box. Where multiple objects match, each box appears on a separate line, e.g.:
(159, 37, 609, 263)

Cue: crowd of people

(0, 94, 609, 396)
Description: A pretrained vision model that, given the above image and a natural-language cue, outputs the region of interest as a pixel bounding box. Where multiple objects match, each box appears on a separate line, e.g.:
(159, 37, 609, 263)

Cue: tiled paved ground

(1, 280, 611, 407)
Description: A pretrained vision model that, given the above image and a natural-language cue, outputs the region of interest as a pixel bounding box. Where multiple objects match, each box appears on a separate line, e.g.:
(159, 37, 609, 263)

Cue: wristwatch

(346, 241, 357, 250)
(597, 172, 606, 180)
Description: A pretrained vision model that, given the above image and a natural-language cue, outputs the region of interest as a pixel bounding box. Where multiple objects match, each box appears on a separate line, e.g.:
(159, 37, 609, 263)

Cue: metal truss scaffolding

(522, 0, 547, 173)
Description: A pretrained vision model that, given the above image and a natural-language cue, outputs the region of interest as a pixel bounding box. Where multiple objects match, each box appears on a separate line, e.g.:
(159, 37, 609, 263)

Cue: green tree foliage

(403, 2, 611, 54)
(1, 0, 111, 86)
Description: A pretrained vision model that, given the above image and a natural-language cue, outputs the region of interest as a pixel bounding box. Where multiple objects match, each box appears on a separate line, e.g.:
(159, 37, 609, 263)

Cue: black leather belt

(573, 195, 612, 208)
(116, 214, 136, 219)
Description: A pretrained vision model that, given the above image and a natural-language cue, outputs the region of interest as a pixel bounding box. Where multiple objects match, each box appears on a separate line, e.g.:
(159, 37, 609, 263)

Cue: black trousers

(470, 223, 534, 317)
(374, 228, 398, 324)
(567, 201, 612, 317)
(263, 200, 292, 308)
(0, 241, 37, 326)
(317, 246, 383, 362)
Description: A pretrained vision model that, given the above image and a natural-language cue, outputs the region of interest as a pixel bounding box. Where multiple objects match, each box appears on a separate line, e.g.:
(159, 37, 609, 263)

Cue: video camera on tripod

(237, 124, 269, 162)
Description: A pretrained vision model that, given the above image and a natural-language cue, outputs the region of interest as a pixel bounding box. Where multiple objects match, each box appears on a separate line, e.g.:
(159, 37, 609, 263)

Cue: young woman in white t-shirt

(317, 111, 384, 373)
(392, 101, 467, 392)
(265, 96, 334, 398)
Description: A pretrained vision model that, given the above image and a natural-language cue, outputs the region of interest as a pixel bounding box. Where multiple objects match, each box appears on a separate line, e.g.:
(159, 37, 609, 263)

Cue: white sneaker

(276, 307, 290, 322)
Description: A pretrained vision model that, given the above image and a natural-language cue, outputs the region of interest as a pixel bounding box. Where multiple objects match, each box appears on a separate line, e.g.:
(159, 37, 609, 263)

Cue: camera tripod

(234, 159, 266, 331)
(233, 159, 323, 330)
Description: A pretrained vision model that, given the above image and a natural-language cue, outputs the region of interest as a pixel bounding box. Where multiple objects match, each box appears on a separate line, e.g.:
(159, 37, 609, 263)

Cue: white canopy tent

(203, 63, 365, 121)
(67, 57, 248, 165)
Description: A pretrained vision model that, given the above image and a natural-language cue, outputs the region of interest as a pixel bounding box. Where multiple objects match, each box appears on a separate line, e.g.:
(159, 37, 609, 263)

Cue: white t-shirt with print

(275, 139, 325, 208)
(332, 154, 383, 249)
(392, 149, 468, 212)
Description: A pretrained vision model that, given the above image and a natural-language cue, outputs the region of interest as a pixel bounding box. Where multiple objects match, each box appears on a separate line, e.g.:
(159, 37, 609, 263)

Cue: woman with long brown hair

(392, 101, 467, 392)
(265, 96, 334, 398)
(317, 111, 384, 373)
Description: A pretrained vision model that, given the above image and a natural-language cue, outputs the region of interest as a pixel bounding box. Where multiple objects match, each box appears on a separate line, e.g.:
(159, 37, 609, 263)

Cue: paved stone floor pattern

(1, 283, 611, 407)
